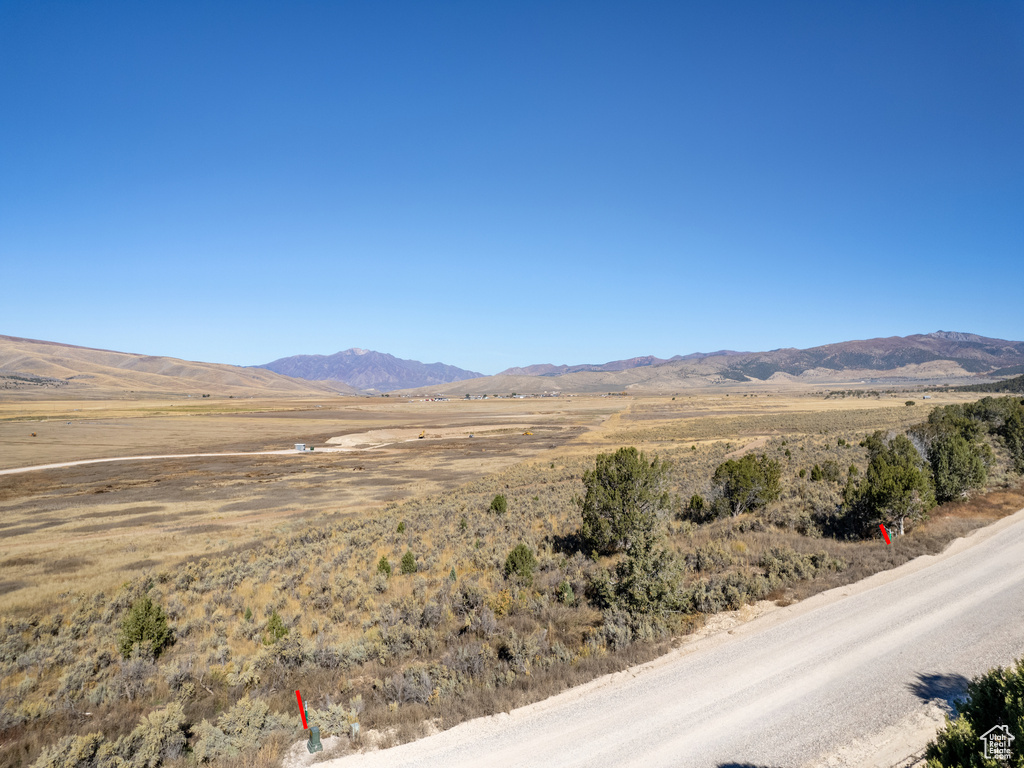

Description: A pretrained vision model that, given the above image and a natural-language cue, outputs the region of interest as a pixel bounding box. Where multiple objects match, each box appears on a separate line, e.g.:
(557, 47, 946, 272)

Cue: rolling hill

(397, 332, 1024, 395)
(0, 335, 359, 398)
(256, 348, 482, 392)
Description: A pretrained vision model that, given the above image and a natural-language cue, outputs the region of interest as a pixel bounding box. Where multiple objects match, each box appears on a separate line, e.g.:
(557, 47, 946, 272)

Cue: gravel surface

(311, 506, 1024, 768)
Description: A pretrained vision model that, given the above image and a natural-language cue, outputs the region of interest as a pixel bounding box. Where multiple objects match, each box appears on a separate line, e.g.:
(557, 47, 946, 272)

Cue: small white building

(295, 443, 306, 452)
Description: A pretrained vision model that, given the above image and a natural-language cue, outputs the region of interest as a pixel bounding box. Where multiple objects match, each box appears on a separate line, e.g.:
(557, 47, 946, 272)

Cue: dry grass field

(1, 387, 1021, 768)
(0, 396, 621, 614)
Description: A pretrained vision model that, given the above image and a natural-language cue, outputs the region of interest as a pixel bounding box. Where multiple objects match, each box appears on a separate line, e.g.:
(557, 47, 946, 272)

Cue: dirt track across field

(0, 424, 535, 476)
(302, 506, 1024, 768)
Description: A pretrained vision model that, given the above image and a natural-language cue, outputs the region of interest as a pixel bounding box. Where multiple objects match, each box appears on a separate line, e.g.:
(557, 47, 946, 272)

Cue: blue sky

(2, 1, 1022, 374)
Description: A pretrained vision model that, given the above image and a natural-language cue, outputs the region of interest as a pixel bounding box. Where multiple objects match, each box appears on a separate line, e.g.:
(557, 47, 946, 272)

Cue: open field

(0, 396, 622, 613)
(1, 387, 1021, 768)
(0, 396, 624, 470)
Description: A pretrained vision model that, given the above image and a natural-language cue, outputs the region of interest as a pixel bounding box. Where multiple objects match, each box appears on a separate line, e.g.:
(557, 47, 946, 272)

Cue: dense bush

(117, 595, 173, 660)
(925, 658, 1024, 767)
(401, 551, 417, 574)
(928, 431, 987, 503)
(263, 611, 289, 645)
(579, 447, 670, 556)
(712, 453, 781, 515)
(612, 533, 680, 614)
(504, 543, 537, 586)
(846, 432, 935, 536)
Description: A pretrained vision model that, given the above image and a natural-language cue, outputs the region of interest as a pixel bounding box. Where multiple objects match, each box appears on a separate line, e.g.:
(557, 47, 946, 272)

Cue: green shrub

(929, 431, 987, 502)
(504, 543, 537, 586)
(1004, 406, 1024, 473)
(400, 551, 417, 574)
(556, 579, 576, 605)
(613, 534, 680, 614)
(264, 611, 289, 645)
(852, 432, 935, 536)
(397, 521, 406, 533)
(587, 569, 616, 609)
(377, 556, 392, 578)
(489, 494, 507, 514)
(680, 493, 714, 523)
(579, 447, 670, 555)
(712, 453, 781, 515)
(926, 658, 1024, 767)
(118, 595, 173, 659)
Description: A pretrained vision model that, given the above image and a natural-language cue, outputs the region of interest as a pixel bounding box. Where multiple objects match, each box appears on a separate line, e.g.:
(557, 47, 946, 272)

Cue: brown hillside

(0, 335, 360, 399)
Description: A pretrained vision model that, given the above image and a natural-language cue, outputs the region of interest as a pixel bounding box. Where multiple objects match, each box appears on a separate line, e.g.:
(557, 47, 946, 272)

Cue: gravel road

(0, 450, 297, 475)
(311, 506, 1024, 768)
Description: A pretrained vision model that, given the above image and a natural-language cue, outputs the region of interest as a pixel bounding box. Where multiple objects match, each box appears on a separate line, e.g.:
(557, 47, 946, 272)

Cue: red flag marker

(879, 524, 891, 544)
(295, 690, 308, 729)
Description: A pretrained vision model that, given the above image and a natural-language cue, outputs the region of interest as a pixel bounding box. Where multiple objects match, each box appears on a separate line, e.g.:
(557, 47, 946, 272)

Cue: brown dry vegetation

(0, 391, 1021, 768)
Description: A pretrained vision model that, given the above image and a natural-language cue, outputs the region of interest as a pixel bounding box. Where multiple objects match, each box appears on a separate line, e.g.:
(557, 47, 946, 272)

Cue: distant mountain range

(497, 351, 747, 377)
(396, 332, 1024, 395)
(256, 348, 482, 392)
(708, 331, 1024, 380)
(4, 331, 1023, 399)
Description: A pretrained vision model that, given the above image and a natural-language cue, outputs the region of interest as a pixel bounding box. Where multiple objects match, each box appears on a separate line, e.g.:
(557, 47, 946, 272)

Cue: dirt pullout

(325, 425, 542, 449)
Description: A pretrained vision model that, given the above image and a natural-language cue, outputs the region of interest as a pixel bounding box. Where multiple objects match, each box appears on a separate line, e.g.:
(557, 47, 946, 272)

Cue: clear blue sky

(2, 1, 1022, 374)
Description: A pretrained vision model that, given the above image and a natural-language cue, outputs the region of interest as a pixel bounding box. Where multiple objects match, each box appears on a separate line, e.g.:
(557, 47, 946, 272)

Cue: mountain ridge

(5, 330, 1023, 399)
(498, 350, 749, 377)
(256, 349, 482, 392)
(395, 331, 1024, 395)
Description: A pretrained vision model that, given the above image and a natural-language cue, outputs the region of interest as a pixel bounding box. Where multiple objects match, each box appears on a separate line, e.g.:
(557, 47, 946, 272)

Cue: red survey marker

(295, 690, 308, 729)
(879, 524, 890, 544)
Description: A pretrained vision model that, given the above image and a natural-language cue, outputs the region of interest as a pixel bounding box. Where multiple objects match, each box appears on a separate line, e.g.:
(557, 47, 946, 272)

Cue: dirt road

(315, 506, 1024, 768)
(0, 449, 303, 475)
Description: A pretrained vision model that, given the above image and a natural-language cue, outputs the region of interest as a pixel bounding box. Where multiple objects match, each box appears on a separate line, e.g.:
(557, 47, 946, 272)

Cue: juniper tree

(504, 543, 537, 587)
(859, 432, 935, 536)
(400, 551, 417, 574)
(578, 447, 670, 556)
(928, 431, 986, 502)
(118, 595, 173, 659)
(712, 453, 781, 516)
